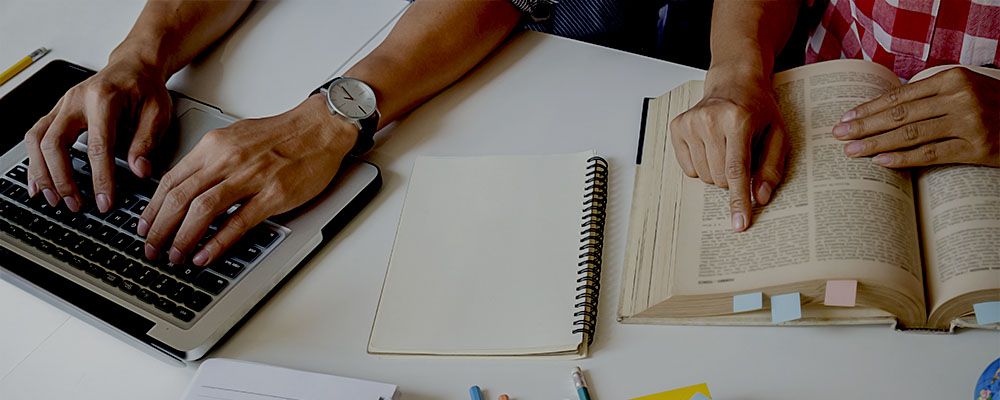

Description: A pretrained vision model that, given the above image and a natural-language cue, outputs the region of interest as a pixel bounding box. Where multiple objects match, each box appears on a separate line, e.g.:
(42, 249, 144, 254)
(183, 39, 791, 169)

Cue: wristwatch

(312, 77, 380, 155)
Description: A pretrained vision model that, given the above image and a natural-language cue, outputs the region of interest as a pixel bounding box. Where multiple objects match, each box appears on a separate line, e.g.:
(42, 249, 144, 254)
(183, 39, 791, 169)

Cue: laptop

(0, 60, 381, 364)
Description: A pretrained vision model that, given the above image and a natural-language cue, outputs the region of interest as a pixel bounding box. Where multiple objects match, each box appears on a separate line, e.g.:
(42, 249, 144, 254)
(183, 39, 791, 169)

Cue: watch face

(327, 78, 376, 119)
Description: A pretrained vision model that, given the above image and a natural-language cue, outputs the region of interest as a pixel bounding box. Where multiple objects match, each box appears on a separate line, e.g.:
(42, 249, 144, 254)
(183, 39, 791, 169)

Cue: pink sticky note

(825, 280, 858, 307)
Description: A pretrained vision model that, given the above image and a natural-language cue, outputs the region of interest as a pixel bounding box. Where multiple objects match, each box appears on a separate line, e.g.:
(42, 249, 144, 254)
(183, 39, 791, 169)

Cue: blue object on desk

(470, 385, 483, 400)
(975, 358, 1000, 400)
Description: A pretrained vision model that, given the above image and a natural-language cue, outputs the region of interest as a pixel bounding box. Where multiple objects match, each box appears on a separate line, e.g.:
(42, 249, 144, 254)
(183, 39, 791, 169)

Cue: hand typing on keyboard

(23, 57, 173, 214)
(137, 95, 356, 266)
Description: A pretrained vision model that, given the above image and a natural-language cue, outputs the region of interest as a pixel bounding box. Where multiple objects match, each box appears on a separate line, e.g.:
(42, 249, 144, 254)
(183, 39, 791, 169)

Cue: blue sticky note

(690, 393, 712, 400)
(733, 292, 763, 313)
(771, 292, 802, 323)
(973, 302, 1000, 325)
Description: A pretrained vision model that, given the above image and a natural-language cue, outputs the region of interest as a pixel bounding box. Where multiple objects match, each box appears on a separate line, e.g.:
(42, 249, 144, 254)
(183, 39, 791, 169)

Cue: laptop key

(130, 199, 148, 214)
(75, 217, 102, 237)
(126, 240, 146, 259)
(173, 307, 195, 322)
(0, 179, 10, 193)
(6, 165, 27, 184)
(104, 252, 129, 273)
(109, 233, 133, 251)
(84, 245, 108, 263)
(209, 258, 245, 279)
(167, 283, 192, 304)
(136, 289, 157, 304)
(94, 225, 118, 244)
(52, 229, 79, 247)
(119, 260, 142, 279)
(151, 275, 176, 295)
(101, 272, 122, 287)
(85, 263, 106, 278)
(3, 185, 27, 203)
(229, 242, 262, 263)
(135, 267, 159, 286)
(193, 271, 228, 295)
(154, 297, 176, 314)
(186, 290, 211, 312)
(105, 210, 131, 227)
(174, 265, 203, 282)
(123, 217, 139, 235)
(118, 280, 140, 296)
(247, 227, 279, 248)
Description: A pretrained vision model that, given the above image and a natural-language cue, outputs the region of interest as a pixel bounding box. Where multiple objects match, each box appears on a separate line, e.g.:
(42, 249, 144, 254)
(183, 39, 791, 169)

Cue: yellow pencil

(0, 47, 50, 86)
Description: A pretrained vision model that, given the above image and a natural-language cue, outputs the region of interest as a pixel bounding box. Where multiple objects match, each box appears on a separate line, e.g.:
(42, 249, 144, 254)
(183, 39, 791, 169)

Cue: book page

(669, 60, 925, 310)
(910, 66, 1000, 321)
(918, 165, 1000, 315)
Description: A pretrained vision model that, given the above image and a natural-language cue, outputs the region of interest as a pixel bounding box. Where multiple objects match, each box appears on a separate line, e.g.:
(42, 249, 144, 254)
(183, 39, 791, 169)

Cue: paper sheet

(181, 358, 399, 400)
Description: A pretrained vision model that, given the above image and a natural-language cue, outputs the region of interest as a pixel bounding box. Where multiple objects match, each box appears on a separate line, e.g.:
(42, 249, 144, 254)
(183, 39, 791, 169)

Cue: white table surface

(1, 2, 997, 400)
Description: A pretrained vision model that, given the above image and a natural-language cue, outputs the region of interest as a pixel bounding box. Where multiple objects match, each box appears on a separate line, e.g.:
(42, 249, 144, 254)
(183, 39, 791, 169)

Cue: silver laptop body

(0, 62, 381, 364)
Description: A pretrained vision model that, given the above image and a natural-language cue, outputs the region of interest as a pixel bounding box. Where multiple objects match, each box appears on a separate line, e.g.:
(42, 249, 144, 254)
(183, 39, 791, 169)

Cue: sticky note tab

(630, 383, 711, 400)
(771, 292, 802, 323)
(733, 292, 763, 313)
(824, 280, 858, 307)
(973, 302, 1000, 325)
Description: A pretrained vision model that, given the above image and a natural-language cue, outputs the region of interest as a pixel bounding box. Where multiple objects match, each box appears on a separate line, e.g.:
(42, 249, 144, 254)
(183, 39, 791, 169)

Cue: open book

(619, 59, 1000, 331)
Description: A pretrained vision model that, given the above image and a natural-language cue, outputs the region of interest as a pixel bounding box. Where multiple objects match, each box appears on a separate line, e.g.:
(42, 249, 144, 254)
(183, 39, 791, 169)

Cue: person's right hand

(24, 57, 173, 213)
(668, 67, 791, 232)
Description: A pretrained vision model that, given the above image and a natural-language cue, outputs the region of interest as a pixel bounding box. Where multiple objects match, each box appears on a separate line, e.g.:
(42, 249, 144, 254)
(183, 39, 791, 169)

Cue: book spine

(575, 156, 608, 345)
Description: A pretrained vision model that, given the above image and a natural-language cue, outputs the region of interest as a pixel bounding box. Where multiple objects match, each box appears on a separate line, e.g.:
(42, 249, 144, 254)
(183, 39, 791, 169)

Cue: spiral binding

(573, 156, 608, 345)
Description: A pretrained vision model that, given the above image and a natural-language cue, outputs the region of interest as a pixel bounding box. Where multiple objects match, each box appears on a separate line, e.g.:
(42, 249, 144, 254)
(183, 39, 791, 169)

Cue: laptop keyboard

(0, 151, 286, 327)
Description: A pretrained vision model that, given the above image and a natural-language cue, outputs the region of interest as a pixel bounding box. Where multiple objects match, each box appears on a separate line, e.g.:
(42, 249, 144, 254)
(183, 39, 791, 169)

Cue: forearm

(708, 0, 800, 83)
(110, 0, 252, 81)
(343, 0, 522, 128)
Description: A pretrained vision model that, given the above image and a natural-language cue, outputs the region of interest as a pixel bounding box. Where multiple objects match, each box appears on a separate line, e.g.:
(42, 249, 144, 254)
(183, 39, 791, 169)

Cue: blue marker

(470, 385, 483, 400)
(571, 367, 592, 400)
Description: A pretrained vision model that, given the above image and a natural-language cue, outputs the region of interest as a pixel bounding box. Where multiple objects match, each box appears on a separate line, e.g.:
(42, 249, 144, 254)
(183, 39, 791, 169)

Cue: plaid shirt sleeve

(805, 0, 1000, 80)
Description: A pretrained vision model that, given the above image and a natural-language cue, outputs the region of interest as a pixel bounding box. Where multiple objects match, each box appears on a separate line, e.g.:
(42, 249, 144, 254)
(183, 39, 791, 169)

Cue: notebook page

(181, 359, 399, 400)
(370, 151, 593, 355)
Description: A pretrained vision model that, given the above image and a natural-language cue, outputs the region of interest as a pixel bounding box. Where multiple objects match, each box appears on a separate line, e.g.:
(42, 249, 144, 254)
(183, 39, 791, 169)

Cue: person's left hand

(136, 94, 358, 266)
(832, 67, 999, 168)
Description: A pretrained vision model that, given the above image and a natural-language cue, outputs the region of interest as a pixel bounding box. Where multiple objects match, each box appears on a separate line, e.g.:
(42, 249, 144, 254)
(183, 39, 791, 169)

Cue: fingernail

(845, 141, 863, 156)
(757, 182, 773, 205)
(63, 196, 80, 212)
(136, 218, 149, 236)
(96, 193, 110, 213)
(27, 179, 36, 197)
(134, 156, 151, 178)
(42, 189, 59, 206)
(168, 247, 184, 264)
(873, 154, 892, 166)
(832, 123, 850, 138)
(840, 110, 857, 122)
(192, 249, 209, 266)
(732, 213, 747, 231)
(144, 243, 159, 260)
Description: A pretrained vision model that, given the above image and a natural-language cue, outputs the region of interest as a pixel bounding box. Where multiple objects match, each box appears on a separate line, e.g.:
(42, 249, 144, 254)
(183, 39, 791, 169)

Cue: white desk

(1, 2, 997, 399)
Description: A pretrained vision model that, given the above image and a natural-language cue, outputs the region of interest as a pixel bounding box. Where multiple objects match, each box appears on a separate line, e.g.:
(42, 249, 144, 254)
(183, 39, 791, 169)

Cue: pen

(571, 366, 591, 400)
(0, 47, 50, 87)
(470, 385, 483, 400)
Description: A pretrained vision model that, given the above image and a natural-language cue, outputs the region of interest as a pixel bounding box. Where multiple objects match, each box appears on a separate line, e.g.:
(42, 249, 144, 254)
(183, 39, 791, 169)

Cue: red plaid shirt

(805, 0, 1000, 80)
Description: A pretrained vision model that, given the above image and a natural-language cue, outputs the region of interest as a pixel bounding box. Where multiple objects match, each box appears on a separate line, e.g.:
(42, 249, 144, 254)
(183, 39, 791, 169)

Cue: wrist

(300, 94, 359, 157)
(108, 38, 173, 83)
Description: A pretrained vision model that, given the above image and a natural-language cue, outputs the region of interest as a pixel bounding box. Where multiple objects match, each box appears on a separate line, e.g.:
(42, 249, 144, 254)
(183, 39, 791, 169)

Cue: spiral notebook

(368, 151, 607, 359)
